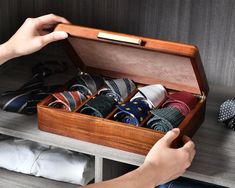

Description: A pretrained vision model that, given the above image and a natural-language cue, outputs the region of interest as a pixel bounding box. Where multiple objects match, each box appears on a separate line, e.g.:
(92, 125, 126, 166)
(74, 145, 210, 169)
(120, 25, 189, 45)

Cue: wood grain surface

(0, 0, 235, 88)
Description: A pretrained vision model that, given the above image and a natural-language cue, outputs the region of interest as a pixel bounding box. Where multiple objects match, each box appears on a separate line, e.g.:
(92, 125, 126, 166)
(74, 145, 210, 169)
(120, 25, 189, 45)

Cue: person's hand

(140, 128, 196, 187)
(5, 14, 69, 58)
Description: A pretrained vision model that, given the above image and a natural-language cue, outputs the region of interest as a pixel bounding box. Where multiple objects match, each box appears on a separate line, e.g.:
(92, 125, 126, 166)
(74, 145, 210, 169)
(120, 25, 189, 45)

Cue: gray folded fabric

(0, 138, 94, 185)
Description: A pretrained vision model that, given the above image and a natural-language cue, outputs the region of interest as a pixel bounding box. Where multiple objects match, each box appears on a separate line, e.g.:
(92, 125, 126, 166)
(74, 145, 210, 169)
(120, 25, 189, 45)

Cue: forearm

(0, 41, 16, 65)
(84, 163, 160, 188)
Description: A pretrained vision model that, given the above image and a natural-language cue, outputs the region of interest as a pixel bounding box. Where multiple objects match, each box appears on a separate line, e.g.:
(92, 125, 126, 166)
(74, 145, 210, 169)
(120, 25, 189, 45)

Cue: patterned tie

(99, 78, 136, 102)
(114, 97, 150, 126)
(0, 61, 66, 114)
(162, 91, 198, 116)
(48, 91, 86, 112)
(146, 107, 185, 132)
(70, 73, 104, 96)
(80, 95, 117, 118)
(218, 98, 235, 130)
(131, 84, 167, 108)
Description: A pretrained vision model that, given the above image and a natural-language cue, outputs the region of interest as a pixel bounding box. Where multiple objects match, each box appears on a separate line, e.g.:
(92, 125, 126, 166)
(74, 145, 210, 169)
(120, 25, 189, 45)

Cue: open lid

(55, 24, 209, 96)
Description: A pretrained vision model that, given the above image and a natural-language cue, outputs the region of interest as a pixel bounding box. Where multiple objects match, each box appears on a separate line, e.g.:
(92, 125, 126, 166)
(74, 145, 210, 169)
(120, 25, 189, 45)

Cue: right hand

(5, 14, 70, 59)
(143, 128, 196, 186)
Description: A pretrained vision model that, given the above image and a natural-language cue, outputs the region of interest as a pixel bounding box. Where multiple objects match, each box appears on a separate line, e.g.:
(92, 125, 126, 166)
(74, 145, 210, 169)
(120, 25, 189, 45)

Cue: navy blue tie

(0, 61, 67, 115)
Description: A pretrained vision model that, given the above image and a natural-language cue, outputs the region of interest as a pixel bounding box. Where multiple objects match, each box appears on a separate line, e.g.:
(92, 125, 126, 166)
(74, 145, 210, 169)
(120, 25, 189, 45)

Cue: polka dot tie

(114, 97, 150, 126)
(218, 98, 235, 130)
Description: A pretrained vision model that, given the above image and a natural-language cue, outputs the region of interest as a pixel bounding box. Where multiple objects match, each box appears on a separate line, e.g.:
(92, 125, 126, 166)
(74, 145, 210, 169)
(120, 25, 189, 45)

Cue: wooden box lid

(55, 24, 209, 95)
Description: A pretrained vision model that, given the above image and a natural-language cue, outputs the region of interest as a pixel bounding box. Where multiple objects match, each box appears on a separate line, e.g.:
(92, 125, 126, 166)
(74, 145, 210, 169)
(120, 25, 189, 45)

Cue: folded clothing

(0, 138, 94, 185)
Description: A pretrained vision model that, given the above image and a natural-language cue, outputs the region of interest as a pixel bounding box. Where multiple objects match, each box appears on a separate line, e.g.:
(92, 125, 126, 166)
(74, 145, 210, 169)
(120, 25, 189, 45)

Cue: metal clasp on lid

(196, 91, 206, 102)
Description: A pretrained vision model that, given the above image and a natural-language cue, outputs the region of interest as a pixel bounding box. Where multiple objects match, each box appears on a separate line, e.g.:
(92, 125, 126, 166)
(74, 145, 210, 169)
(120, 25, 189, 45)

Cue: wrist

(135, 162, 162, 188)
(0, 41, 17, 65)
(4, 40, 19, 58)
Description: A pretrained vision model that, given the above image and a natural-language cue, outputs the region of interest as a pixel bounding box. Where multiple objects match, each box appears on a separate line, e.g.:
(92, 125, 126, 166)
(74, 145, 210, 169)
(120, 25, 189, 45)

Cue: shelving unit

(0, 59, 234, 187)
(0, 168, 78, 188)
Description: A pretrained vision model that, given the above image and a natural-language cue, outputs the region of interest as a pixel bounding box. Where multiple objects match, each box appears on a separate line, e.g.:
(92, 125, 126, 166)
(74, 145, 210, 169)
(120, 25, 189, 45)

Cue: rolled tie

(114, 97, 150, 126)
(102, 78, 136, 102)
(218, 98, 235, 130)
(70, 84, 93, 97)
(49, 91, 86, 112)
(146, 107, 185, 132)
(98, 88, 122, 103)
(70, 73, 104, 95)
(162, 91, 198, 116)
(80, 95, 117, 118)
(132, 84, 167, 108)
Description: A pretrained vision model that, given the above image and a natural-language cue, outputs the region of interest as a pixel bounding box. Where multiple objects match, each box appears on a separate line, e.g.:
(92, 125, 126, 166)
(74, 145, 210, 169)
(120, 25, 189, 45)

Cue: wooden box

(37, 24, 209, 155)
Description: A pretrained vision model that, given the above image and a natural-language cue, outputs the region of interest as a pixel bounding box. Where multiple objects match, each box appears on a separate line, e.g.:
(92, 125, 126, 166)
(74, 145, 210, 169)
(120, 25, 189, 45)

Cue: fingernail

(172, 128, 180, 133)
(55, 31, 68, 39)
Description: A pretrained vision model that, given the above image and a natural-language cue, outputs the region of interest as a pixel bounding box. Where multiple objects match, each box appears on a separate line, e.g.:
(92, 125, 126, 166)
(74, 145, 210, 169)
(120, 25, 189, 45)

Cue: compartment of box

(37, 24, 209, 155)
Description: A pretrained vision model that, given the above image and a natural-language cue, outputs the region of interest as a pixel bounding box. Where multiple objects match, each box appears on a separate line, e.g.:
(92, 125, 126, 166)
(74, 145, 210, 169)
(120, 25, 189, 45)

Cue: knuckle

(25, 17, 33, 23)
(49, 13, 56, 18)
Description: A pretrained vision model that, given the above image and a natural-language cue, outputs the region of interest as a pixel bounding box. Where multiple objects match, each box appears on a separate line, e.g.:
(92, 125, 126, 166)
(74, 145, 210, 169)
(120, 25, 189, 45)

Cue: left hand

(5, 14, 70, 58)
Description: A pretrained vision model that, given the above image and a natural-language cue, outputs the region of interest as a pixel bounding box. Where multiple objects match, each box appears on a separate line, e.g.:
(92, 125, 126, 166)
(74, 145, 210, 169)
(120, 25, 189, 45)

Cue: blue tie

(0, 61, 67, 115)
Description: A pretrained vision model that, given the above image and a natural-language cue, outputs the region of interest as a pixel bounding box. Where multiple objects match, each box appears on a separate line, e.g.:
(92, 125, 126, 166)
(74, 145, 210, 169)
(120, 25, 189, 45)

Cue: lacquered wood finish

(55, 24, 209, 95)
(38, 24, 208, 155)
(38, 98, 206, 155)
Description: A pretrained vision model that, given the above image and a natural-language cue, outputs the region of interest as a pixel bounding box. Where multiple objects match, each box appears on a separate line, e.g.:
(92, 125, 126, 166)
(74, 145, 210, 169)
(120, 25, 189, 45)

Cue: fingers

(34, 14, 70, 27)
(181, 135, 196, 164)
(182, 135, 195, 152)
(40, 31, 68, 46)
(161, 128, 180, 146)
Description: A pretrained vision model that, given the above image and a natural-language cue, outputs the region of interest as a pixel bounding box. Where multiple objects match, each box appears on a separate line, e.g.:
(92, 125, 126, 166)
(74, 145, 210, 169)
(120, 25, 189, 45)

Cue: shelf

(1, 57, 235, 187)
(0, 168, 78, 188)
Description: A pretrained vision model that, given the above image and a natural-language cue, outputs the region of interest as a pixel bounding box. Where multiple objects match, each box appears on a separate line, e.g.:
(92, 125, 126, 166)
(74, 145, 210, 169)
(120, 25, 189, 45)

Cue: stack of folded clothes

(0, 137, 94, 185)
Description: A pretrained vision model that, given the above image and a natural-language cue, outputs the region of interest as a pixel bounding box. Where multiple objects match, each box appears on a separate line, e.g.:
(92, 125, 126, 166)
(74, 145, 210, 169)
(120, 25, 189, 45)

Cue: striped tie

(0, 61, 67, 114)
(49, 91, 86, 112)
(99, 78, 136, 102)
(70, 73, 105, 96)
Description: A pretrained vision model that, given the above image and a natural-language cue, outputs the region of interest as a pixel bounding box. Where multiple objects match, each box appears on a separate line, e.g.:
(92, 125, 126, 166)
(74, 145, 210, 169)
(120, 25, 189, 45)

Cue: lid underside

(68, 37, 201, 94)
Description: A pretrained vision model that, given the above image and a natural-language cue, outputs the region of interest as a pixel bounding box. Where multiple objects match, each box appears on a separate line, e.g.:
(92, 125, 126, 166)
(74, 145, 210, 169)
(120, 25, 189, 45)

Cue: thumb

(161, 128, 180, 146)
(40, 31, 68, 46)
